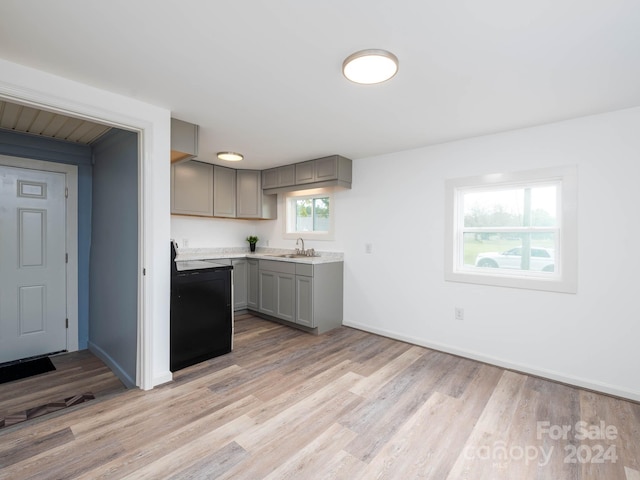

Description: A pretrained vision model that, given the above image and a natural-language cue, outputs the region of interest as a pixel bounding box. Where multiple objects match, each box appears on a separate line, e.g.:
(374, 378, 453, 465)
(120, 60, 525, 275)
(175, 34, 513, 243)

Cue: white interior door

(0, 164, 67, 362)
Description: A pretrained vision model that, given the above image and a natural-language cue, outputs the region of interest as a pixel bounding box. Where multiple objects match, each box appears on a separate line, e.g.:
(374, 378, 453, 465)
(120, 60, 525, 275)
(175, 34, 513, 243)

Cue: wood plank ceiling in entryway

(0, 100, 111, 144)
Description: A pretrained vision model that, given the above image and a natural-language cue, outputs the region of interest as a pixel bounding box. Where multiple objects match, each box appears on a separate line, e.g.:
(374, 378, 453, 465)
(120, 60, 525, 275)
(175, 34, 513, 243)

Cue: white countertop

(174, 247, 344, 264)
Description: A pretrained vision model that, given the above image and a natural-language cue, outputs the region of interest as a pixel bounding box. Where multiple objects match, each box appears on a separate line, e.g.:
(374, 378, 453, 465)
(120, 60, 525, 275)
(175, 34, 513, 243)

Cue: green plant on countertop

(246, 235, 258, 252)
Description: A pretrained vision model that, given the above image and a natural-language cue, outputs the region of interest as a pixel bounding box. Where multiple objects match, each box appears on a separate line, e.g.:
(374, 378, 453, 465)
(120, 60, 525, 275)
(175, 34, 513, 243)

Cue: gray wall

(89, 129, 138, 387)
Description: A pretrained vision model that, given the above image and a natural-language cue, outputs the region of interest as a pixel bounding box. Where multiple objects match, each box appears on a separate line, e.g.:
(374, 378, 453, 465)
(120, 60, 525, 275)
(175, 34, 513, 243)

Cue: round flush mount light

(217, 151, 243, 162)
(342, 49, 399, 85)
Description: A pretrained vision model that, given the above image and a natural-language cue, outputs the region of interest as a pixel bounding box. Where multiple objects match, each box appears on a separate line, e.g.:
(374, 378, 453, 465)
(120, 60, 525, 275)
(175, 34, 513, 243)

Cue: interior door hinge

(65, 187, 68, 198)
(65, 318, 69, 329)
(65, 253, 68, 263)
(143, 268, 146, 276)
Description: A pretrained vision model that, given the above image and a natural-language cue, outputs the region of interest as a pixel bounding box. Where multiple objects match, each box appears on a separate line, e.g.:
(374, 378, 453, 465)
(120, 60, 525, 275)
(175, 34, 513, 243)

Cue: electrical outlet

(455, 307, 464, 321)
(265, 239, 269, 247)
(365, 243, 373, 254)
(182, 238, 189, 248)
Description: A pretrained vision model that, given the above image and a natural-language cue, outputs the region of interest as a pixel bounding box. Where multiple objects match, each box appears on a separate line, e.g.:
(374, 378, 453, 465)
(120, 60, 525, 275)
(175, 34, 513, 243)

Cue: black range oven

(170, 241, 233, 372)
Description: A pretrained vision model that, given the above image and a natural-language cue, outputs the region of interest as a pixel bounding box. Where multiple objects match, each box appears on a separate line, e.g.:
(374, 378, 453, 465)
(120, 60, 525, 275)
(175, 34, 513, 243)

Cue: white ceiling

(0, 0, 639, 169)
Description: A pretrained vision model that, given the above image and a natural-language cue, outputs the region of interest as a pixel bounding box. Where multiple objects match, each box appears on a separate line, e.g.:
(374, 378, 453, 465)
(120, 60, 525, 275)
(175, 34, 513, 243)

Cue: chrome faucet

(296, 237, 305, 255)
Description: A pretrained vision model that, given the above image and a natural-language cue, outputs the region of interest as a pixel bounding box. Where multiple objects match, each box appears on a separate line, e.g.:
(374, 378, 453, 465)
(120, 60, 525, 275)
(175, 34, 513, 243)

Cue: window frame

(283, 188, 335, 241)
(444, 166, 578, 293)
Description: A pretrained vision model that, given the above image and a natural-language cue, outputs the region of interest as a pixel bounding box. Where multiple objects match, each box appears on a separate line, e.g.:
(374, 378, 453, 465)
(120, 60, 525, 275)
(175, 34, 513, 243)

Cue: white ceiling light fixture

(342, 49, 399, 85)
(217, 151, 244, 162)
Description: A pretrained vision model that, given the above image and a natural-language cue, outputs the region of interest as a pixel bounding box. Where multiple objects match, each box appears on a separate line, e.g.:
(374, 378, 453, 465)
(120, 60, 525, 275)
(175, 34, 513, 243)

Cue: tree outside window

(285, 192, 333, 237)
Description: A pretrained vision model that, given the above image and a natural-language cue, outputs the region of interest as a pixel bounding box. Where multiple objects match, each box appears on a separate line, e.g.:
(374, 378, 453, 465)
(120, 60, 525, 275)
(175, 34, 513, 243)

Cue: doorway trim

(0, 155, 79, 354)
(0, 59, 173, 390)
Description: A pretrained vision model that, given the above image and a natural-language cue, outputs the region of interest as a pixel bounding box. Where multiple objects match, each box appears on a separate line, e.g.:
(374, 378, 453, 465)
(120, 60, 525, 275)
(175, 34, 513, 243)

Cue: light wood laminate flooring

(0, 313, 638, 479)
(0, 350, 126, 424)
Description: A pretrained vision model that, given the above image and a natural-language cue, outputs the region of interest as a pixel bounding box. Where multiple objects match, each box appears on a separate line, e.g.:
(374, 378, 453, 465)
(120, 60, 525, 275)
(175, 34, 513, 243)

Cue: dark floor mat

(0, 357, 56, 384)
(0, 392, 95, 429)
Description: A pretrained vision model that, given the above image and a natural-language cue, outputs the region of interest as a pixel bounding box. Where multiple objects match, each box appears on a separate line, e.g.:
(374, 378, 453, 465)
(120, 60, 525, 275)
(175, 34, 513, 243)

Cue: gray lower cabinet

(253, 259, 343, 334)
(213, 258, 248, 311)
(232, 259, 248, 310)
(295, 274, 313, 328)
(247, 259, 259, 309)
(294, 262, 343, 333)
(258, 270, 276, 316)
(258, 260, 295, 323)
(171, 160, 213, 216)
(213, 165, 236, 217)
(275, 272, 295, 322)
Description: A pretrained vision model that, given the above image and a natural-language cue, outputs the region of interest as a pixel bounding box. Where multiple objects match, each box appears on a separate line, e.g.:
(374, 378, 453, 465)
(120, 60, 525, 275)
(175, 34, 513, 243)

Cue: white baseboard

(343, 320, 640, 403)
(152, 371, 173, 388)
(88, 341, 135, 389)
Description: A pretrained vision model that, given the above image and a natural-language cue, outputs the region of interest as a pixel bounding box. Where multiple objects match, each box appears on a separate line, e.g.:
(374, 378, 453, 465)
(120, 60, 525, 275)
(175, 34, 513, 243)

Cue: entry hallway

(1, 314, 639, 479)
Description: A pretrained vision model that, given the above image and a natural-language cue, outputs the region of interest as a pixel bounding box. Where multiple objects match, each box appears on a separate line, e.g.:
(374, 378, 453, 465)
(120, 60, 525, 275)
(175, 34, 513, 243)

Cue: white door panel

(19, 285, 46, 334)
(0, 165, 67, 362)
(20, 208, 46, 266)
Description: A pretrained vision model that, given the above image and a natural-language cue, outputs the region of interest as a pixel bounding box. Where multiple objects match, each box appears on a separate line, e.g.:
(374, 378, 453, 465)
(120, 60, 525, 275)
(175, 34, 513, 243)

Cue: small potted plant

(246, 235, 258, 252)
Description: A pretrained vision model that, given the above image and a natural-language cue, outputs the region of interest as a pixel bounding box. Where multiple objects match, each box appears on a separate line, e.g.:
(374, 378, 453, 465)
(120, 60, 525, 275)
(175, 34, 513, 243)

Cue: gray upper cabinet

(264, 155, 352, 194)
(170, 118, 199, 164)
(171, 160, 213, 216)
(294, 161, 315, 185)
(295, 155, 349, 185)
(262, 164, 295, 189)
(171, 161, 277, 220)
(213, 165, 236, 217)
(171, 155, 352, 217)
(262, 168, 278, 189)
(237, 170, 276, 219)
(315, 155, 345, 182)
(280, 165, 296, 185)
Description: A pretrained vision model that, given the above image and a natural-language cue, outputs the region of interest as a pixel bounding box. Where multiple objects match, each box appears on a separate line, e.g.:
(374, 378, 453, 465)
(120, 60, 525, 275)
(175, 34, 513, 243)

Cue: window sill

(445, 269, 577, 294)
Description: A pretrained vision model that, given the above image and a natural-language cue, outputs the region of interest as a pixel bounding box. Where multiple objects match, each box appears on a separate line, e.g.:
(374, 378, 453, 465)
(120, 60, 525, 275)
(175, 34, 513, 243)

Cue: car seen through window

(474, 246, 555, 272)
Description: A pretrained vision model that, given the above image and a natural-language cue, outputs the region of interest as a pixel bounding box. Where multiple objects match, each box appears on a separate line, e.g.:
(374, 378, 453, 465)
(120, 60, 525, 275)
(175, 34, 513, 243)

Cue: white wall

(337, 107, 640, 400)
(171, 215, 260, 249)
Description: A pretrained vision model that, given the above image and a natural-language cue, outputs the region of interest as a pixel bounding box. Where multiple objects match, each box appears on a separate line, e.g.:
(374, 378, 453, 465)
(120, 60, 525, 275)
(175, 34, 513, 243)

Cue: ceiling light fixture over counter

(342, 49, 399, 85)
(217, 151, 244, 162)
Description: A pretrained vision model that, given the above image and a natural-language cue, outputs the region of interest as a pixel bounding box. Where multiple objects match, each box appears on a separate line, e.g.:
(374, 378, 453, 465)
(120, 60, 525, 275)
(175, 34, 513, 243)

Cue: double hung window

(284, 189, 334, 240)
(445, 167, 577, 293)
